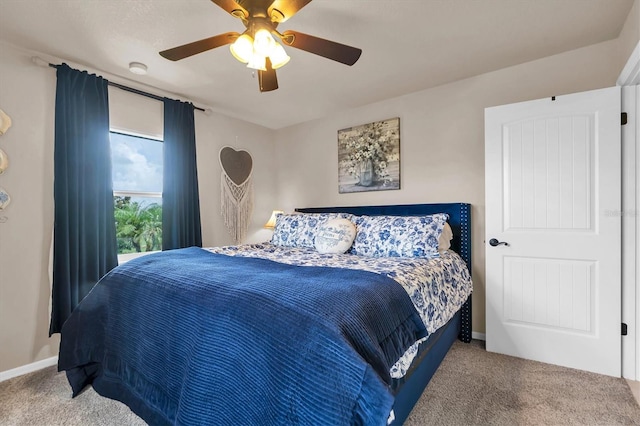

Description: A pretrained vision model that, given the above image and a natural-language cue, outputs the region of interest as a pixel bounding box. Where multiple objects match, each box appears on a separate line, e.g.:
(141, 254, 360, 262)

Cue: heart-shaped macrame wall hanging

(219, 146, 254, 243)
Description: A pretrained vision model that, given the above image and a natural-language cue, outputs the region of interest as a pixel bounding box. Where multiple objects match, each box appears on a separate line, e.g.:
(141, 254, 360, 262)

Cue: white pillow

(439, 222, 453, 252)
(314, 218, 357, 254)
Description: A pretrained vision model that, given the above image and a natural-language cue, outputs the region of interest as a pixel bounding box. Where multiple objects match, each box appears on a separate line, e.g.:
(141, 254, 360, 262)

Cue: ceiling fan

(159, 0, 362, 92)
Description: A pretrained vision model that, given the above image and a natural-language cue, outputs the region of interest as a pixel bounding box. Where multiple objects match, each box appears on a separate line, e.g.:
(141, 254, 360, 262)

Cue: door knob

(489, 238, 509, 247)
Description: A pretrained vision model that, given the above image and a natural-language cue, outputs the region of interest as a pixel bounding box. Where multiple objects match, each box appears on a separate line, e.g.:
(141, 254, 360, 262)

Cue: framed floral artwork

(338, 117, 400, 193)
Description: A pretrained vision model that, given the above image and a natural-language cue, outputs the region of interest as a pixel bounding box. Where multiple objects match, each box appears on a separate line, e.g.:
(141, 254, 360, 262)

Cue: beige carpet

(1, 340, 638, 425)
(406, 341, 640, 425)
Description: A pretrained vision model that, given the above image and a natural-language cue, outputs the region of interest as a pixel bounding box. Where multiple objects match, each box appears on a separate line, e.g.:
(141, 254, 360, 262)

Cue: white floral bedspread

(205, 243, 473, 378)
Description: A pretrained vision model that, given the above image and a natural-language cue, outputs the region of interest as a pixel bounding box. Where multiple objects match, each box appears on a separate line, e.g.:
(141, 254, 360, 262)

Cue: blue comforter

(58, 247, 427, 425)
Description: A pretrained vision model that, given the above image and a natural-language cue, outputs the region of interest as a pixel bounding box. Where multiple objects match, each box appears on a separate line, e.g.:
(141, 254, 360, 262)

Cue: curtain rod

(38, 59, 207, 112)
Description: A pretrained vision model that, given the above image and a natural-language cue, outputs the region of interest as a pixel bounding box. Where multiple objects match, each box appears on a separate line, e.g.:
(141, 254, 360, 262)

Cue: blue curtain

(50, 64, 118, 335)
(162, 98, 202, 250)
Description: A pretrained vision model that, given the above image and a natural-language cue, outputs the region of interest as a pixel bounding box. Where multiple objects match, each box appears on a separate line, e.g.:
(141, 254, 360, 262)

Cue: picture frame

(337, 117, 400, 193)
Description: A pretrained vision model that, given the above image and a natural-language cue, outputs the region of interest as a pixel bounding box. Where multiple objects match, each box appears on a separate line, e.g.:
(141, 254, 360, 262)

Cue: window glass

(110, 132, 163, 255)
(111, 132, 163, 193)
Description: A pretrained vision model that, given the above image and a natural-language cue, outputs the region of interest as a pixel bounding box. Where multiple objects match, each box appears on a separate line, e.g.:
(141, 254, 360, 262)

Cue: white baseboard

(0, 356, 58, 383)
(472, 331, 486, 341)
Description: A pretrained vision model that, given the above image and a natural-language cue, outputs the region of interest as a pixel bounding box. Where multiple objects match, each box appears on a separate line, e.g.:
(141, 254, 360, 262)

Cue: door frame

(618, 40, 640, 381)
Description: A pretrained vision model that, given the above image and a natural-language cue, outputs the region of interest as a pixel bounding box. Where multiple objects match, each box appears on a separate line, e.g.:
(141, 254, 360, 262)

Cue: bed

(58, 202, 472, 425)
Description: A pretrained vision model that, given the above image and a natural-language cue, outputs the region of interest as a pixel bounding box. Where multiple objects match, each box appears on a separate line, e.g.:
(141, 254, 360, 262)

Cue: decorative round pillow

(314, 218, 357, 254)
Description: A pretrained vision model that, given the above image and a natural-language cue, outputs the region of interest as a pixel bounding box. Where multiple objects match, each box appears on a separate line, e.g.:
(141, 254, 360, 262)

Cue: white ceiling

(0, 0, 635, 129)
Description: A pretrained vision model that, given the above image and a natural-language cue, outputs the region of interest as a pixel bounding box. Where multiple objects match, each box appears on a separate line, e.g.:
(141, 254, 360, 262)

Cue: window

(110, 131, 163, 256)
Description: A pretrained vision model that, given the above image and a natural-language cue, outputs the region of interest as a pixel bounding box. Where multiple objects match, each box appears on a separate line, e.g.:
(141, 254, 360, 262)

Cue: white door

(485, 86, 621, 377)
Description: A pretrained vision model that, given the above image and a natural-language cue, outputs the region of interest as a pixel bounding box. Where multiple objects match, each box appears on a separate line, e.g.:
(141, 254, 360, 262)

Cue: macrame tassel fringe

(221, 172, 254, 244)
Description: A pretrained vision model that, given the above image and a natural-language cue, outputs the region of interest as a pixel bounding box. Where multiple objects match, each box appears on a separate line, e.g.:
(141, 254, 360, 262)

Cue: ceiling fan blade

(268, 0, 312, 22)
(281, 30, 362, 66)
(160, 32, 240, 61)
(210, 0, 248, 18)
(258, 58, 278, 92)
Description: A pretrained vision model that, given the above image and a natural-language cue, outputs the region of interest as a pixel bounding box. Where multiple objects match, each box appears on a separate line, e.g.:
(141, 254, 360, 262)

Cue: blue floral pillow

(352, 213, 449, 258)
(271, 213, 354, 248)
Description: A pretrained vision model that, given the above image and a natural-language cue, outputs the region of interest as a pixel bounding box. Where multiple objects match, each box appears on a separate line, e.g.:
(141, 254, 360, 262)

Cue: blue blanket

(58, 247, 427, 425)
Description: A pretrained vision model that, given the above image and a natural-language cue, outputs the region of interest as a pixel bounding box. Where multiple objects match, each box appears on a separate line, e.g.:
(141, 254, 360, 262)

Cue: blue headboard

(295, 202, 472, 274)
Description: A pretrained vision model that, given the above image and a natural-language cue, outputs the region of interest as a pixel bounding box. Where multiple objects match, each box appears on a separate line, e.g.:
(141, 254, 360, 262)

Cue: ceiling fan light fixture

(269, 43, 290, 69)
(246, 53, 266, 71)
(158, 0, 362, 92)
(230, 34, 254, 63)
(253, 28, 276, 57)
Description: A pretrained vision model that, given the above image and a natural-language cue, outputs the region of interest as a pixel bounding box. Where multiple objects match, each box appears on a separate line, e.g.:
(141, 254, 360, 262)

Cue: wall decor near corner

(0, 109, 12, 135)
(219, 146, 254, 244)
(0, 187, 10, 210)
(337, 117, 400, 194)
(0, 148, 8, 174)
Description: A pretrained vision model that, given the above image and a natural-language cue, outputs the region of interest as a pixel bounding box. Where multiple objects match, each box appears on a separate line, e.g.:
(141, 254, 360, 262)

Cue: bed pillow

(314, 218, 357, 254)
(352, 213, 449, 258)
(439, 222, 453, 253)
(271, 212, 354, 248)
